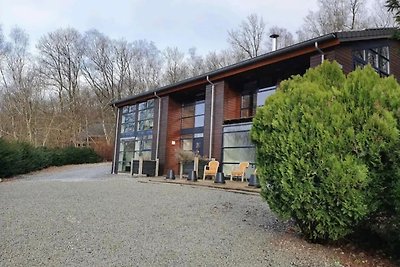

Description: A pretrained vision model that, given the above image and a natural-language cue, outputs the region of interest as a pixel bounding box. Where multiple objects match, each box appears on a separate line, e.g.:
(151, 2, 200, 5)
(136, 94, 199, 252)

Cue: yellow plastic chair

(230, 162, 250, 182)
(203, 160, 219, 180)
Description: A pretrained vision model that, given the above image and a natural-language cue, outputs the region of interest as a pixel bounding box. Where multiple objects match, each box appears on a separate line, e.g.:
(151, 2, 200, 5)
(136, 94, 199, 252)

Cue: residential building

(111, 28, 400, 176)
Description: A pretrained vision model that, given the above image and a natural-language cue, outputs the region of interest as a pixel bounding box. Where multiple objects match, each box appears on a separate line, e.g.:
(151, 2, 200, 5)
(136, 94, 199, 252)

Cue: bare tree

(0, 27, 43, 144)
(265, 26, 295, 51)
(369, 0, 397, 27)
(227, 13, 266, 58)
(297, 0, 369, 40)
(36, 28, 84, 146)
(130, 39, 162, 93)
(204, 49, 244, 71)
(186, 47, 206, 77)
(82, 30, 119, 101)
(162, 46, 188, 84)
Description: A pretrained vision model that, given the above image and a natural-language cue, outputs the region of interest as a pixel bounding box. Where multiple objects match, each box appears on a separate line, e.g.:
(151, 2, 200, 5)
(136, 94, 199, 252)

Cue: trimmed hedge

(251, 61, 400, 243)
(0, 138, 101, 178)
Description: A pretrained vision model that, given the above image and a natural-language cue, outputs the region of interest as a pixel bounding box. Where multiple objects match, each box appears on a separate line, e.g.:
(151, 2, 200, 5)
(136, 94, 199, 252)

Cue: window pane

(380, 58, 389, 74)
(128, 105, 136, 113)
(120, 140, 135, 152)
(257, 89, 276, 106)
(223, 132, 253, 147)
(353, 50, 364, 60)
(138, 102, 147, 110)
(122, 123, 135, 133)
(147, 99, 154, 108)
(367, 50, 378, 68)
(141, 151, 152, 160)
(195, 102, 205, 115)
(223, 147, 256, 162)
(122, 113, 135, 123)
(241, 109, 250, 118)
(241, 94, 251, 108)
(182, 139, 193, 151)
(224, 124, 252, 133)
(142, 140, 152, 150)
(137, 119, 154, 131)
(194, 115, 204, 127)
(381, 46, 389, 59)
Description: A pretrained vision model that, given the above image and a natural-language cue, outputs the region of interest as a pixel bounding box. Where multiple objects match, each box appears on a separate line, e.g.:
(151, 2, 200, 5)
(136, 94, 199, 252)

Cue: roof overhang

(111, 28, 398, 107)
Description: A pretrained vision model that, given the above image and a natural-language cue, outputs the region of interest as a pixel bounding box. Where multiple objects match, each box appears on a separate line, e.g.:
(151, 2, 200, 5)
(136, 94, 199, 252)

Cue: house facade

(111, 28, 400, 176)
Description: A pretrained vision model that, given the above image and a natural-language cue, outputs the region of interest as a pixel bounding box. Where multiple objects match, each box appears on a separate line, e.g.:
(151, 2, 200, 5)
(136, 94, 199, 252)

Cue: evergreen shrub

(251, 61, 400, 242)
(0, 139, 101, 178)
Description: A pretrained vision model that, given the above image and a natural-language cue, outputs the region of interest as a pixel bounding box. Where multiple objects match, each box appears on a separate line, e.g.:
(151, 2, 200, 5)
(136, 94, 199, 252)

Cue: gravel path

(0, 163, 339, 266)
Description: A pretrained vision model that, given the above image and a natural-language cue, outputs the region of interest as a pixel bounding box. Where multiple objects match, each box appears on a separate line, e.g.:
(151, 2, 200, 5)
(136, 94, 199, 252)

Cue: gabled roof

(112, 28, 397, 106)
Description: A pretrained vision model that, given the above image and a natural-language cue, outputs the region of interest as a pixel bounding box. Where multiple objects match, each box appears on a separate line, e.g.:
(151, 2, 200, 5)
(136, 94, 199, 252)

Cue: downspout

(112, 104, 120, 174)
(315, 41, 324, 63)
(154, 92, 161, 176)
(206, 76, 214, 159)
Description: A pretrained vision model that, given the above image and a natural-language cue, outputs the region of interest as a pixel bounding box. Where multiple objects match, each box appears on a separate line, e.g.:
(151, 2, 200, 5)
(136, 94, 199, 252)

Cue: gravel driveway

(0, 163, 339, 266)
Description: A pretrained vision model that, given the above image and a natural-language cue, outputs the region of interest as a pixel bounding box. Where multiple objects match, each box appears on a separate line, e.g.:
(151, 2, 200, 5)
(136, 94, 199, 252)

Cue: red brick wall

(164, 96, 182, 174)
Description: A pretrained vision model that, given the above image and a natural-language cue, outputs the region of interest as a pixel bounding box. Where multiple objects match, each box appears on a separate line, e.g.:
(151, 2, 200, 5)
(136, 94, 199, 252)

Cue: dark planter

(188, 170, 197, 182)
(197, 160, 209, 179)
(248, 174, 260, 188)
(142, 160, 156, 176)
(182, 161, 194, 176)
(166, 169, 175, 180)
(214, 172, 226, 184)
(131, 159, 157, 176)
(132, 160, 139, 174)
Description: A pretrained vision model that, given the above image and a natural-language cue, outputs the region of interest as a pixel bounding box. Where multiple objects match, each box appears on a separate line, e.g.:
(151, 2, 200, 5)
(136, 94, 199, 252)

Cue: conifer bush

(251, 61, 400, 241)
(0, 138, 101, 178)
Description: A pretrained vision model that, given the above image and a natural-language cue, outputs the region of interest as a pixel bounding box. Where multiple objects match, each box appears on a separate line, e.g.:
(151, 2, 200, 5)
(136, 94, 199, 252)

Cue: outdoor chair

(203, 160, 219, 180)
(230, 161, 249, 182)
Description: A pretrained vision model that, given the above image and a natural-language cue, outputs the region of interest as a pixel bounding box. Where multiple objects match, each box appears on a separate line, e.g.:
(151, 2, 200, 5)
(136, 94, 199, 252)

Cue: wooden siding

(389, 39, 400, 82)
(224, 82, 241, 121)
(204, 82, 224, 161)
(310, 50, 335, 68)
(164, 96, 181, 174)
(333, 44, 353, 74)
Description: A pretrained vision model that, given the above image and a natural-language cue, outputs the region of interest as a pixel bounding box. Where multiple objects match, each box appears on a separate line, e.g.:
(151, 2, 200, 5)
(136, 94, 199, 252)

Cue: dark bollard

(214, 172, 225, 184)
(166, 169, 175, 180)
(248, 174, 260, 188)
(188, 170, 197, 182)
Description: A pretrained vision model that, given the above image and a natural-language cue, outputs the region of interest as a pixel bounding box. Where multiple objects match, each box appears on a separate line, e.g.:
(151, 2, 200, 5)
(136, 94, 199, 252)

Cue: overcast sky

(0, 0, 318, 55)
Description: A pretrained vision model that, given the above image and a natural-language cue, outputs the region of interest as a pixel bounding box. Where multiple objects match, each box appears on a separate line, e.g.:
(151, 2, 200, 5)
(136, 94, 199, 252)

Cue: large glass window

(118, 99, 154, 172)
(241, 86, 276, 118)
(222, 123, 256, 175)
(353, 46, 390, 76)
(181, 100, 205, 155)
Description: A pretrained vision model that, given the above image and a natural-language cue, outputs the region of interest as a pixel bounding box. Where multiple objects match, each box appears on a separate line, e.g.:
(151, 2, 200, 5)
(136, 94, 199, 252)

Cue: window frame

(353, 45, 390, 76)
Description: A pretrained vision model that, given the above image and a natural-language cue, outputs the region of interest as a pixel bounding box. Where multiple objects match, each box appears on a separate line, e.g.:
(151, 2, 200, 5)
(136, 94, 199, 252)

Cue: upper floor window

(353, 46, 390, 76)
(181, 100, 205, 129)
(241, 86, 276, 118)
(120, 99, 154, 136)
(181, 100, 205, 155)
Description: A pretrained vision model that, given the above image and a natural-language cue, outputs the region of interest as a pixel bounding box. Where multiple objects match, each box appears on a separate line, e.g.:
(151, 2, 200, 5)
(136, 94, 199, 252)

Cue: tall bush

(251, 61, 400, 241)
